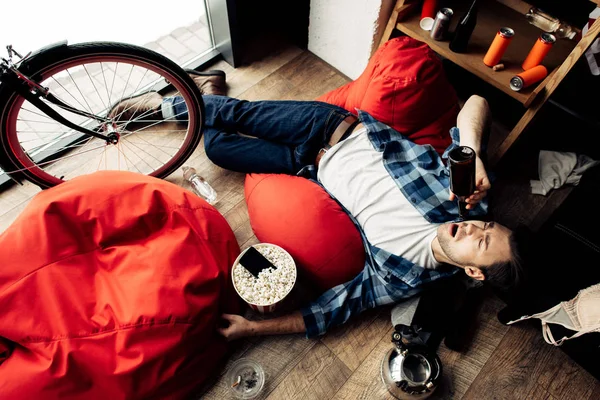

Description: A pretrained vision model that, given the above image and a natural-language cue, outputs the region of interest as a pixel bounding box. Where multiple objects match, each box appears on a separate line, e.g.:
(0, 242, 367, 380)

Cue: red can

(522, 33, 556, 70)
(483, 27, 515, 67)
(420, 0, 438, 31)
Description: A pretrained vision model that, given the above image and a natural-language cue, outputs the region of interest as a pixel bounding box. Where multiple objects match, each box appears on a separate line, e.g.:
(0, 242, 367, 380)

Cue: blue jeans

(163, 95, 354, 174)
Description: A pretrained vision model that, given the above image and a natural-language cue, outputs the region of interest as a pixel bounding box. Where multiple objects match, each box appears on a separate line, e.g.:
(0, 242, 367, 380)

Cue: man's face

(436, 220, 512, 268)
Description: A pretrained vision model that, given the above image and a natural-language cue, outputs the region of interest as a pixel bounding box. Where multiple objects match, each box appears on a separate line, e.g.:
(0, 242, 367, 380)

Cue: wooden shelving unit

(379, 0, 600, 165)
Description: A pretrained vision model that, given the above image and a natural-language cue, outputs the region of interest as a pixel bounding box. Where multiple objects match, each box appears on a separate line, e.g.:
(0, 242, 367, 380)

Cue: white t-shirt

(317, 127, 441, 269)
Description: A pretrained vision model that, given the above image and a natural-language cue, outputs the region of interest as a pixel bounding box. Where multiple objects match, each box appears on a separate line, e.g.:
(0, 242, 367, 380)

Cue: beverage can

(510, 65, 548, 91)
(483, 27, 514, 67)
(430, 8, 454, 40)
(522, 33, 556, 70)
(420, 0, 438, 31)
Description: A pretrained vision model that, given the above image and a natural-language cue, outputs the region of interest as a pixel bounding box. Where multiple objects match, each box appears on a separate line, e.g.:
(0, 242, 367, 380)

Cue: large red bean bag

(0, 171, 240, 400)
(317, 36, 459, 156)
(245, 174, 365, 291)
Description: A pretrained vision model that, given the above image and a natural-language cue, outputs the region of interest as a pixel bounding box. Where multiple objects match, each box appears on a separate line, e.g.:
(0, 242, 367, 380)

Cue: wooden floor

(1, 39, 598, 399)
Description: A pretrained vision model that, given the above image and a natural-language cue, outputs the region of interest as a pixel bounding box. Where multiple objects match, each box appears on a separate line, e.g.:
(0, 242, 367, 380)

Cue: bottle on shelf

(525, 7, 578, 40)
(449, 0, 479, 53)
(182, 166, 217, 204)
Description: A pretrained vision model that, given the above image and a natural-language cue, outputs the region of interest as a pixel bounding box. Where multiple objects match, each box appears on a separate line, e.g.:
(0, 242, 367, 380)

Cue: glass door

(0, 0, 236, 187)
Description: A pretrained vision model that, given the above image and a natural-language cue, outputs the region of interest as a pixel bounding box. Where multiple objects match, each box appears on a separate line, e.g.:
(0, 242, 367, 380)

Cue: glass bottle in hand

(450, 0, 479, 53)
(448, 146, 476, 218)
(182, 166, 217, 204)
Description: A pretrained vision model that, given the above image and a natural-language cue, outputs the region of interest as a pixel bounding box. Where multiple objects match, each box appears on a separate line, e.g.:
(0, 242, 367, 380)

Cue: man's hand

(216, 311, 306, 340)
(449, 156, 491, 209)
(217, 314, 255, 341)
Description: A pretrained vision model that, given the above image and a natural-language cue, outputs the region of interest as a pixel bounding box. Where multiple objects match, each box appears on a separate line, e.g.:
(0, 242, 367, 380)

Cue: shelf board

(396, 0, 578, 106)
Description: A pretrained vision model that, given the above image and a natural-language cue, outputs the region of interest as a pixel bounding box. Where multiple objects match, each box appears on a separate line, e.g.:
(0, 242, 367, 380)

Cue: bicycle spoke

(51, 76, 92, 116)
(96, 144, 106, 171)
(84, 64, 108, 110)
(122, 138, 167, 166)
(115, 97, 189, 129)
(116, 141, 132, 172)
(25, 137, 96, 155)
(126, 141, 183, 150)
(101, 63, 112, 106)
(110, 82, 161, 123)
(67, 69, 95, 116)
(109, 62, 119, 106)
(7, 142, 108, 173)
(21, 107, 56, 121)
(117, 64, 135, 111)
(120, 139, 156, 172)
(119, 109, 191, 137)
(116, 68, 151, 124)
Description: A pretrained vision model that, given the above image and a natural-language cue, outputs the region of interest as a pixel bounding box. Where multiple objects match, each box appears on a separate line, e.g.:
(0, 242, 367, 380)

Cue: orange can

(510, 65, 548, 91)
(522, 33, 556, 70)
(483, 27, 515, 67)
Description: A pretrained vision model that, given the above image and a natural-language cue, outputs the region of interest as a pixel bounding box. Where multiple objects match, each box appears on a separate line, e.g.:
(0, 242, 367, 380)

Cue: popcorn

(233, 245, 296, 306)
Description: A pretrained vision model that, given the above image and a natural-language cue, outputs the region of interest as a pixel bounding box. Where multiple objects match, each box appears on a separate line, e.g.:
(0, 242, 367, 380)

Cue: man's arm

(451, 95, 492, 208)
(218, 312, 305, 341)
(218, 259, 406, 340)
(456, 95, 491, 155)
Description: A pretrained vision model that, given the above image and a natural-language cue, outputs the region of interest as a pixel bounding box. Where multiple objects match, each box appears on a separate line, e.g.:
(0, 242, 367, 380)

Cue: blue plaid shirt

(300, 110, 488, 338)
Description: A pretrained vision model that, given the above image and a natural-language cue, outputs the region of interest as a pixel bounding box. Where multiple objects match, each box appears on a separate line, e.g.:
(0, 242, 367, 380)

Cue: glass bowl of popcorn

(232, 243, 297, 313)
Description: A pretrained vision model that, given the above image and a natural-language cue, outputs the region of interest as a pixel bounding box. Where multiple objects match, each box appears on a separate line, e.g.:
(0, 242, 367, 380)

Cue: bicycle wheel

(0, 42, 204, 188)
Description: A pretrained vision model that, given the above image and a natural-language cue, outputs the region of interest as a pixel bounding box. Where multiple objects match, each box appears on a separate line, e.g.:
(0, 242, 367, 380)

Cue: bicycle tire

(0, 42, 204, 189)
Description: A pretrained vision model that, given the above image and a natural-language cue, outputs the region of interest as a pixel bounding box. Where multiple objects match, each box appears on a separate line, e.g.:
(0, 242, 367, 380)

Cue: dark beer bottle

(448, 146, 476, 218)
(450, 0, 479, 53)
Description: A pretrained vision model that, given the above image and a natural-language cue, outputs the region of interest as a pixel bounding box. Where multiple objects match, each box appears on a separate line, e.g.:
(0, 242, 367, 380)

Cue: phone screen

(238, 247, 276, 278)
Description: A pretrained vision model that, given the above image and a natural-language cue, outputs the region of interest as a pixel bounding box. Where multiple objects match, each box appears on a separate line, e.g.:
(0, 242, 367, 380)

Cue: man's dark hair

(479, 231, 524, 292)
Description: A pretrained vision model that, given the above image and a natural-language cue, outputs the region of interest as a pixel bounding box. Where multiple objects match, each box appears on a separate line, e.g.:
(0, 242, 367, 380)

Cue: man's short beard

(438, 226, 463, 266)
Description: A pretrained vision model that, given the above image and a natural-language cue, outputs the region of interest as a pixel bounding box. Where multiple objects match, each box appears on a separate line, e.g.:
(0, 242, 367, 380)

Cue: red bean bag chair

(317, 36, 459, 156)
(245, 174, 365, 291)
(0, 171, 240, 400)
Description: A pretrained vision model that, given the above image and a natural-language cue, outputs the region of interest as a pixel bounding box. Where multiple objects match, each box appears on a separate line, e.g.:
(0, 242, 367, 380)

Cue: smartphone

(238, 247, 276, 278)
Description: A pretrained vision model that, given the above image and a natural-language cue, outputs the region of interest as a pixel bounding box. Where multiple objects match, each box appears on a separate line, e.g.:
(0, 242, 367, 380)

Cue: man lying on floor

(109, 39, 524, 340)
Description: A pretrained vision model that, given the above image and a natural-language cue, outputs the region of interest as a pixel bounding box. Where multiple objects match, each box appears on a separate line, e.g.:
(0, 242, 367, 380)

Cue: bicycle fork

(2, 45, 117, 144)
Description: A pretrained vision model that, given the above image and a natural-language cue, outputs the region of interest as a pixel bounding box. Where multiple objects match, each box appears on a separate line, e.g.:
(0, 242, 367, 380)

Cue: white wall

(308, 0, 394, 79)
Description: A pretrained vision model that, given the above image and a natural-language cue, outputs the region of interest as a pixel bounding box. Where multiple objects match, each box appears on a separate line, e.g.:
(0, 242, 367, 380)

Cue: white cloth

(318, 127, 441, 269)
(530, 150, 600, 196)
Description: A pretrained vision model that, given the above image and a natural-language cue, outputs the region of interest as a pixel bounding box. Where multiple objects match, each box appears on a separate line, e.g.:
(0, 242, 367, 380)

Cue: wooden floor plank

(331, 326, 396, 400)
(239, 51, 350, 101)
(265, 342, 353, 400)
(463, 322, 598, 400)
(435, 294, 510, 400)
(320, 308, 392, 372)
(199, 334, 318, 400)
(588, 381, 600, 400)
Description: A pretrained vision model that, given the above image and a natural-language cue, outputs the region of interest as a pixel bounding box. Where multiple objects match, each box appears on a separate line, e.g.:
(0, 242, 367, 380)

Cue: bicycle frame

(0, 44, 114, 144)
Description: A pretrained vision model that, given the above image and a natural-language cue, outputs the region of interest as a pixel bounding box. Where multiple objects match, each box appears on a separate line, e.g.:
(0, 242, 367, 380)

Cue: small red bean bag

(245, 174, 365, 291)
(317, 36, 459, 156)
(0, 171, 240, 400)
